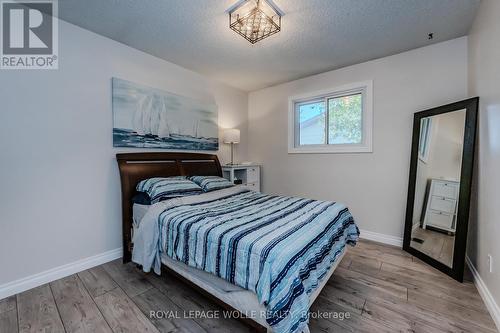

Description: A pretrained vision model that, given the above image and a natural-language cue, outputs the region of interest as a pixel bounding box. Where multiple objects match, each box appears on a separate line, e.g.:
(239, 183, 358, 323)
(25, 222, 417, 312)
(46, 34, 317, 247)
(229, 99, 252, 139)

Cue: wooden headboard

(116, 152, 222, 262)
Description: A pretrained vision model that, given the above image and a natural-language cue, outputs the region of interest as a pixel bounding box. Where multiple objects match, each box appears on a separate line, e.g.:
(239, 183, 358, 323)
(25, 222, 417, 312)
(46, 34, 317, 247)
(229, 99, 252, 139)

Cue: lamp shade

(223, 129, 240, 144)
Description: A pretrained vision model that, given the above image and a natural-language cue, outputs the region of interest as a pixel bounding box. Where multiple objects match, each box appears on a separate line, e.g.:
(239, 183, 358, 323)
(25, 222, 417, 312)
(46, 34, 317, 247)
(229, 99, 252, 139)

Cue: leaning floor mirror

(403, 98, 478, 282)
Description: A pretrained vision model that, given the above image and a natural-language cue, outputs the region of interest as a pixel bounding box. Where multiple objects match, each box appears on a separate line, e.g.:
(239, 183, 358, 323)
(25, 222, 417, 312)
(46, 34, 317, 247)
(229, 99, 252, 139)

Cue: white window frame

(288, 80, 373, 154)
(418, 118, 433, 163)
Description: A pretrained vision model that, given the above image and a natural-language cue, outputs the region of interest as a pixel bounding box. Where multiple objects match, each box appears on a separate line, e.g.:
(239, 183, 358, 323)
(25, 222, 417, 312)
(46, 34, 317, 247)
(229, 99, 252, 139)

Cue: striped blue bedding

(132, 187, 359, 333)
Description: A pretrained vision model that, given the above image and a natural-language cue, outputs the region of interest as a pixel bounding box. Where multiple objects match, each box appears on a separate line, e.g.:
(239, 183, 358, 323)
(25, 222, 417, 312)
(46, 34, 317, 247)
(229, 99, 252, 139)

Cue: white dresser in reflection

(222, 165, 260, 192)
(423, 179, 459, 233)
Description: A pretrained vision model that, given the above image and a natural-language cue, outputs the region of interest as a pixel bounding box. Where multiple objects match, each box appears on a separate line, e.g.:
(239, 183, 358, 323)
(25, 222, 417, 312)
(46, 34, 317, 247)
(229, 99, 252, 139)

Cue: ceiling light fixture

(228, 0, 283, 44)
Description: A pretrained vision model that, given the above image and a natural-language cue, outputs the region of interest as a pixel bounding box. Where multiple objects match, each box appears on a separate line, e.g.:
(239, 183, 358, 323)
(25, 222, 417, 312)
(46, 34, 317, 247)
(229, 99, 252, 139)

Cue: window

(418, 117, 432, 163)
(288, 81, 373, 153)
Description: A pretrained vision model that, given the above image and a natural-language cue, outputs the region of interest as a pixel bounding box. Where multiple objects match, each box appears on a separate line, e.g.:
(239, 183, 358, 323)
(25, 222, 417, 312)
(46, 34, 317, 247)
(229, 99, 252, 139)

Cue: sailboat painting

(112, 78, 218, 150)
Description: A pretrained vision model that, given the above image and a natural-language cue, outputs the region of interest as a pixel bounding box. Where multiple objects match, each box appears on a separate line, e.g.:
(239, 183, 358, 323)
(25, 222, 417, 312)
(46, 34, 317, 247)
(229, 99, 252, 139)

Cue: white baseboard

(466, 256, 500, 332)
(359, 229, 403, 247)
(0, 248, 122, 300)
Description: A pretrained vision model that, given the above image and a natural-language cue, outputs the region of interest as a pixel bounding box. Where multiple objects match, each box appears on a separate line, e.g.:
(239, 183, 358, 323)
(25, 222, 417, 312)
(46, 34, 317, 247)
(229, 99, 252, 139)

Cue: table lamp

(223, 129, 240, 165)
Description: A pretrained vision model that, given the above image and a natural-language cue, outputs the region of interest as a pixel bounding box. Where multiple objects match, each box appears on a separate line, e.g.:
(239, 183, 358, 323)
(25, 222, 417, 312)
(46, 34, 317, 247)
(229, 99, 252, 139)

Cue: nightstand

(222, 165, 261, 192)
(422, 179, 459, 233)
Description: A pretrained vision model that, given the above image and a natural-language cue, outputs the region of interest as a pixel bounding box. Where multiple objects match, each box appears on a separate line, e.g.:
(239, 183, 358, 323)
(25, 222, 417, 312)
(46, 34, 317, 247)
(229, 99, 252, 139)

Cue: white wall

(467, 0, 500, 319)
(0, 20, 248, 286)
(248, 37, 468, 238)
(426, 111, 465, 181)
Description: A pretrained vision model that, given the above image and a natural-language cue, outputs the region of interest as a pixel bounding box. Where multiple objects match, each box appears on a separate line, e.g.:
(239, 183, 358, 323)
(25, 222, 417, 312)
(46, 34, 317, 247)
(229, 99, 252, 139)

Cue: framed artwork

(112, 78, 218, 150)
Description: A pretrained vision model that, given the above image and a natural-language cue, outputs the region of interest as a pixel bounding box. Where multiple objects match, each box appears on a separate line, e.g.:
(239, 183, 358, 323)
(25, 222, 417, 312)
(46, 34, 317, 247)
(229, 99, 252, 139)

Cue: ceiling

(57, 0, 480, 91)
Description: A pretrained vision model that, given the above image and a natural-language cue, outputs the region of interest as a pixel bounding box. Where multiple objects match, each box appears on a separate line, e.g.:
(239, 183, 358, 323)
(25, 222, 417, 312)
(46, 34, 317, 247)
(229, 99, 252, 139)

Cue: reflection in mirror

(410, 109, 466, 267)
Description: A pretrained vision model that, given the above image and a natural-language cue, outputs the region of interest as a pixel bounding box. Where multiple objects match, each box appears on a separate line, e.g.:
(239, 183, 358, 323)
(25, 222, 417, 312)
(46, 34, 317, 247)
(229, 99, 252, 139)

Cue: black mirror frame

(403, 97, 479, 282)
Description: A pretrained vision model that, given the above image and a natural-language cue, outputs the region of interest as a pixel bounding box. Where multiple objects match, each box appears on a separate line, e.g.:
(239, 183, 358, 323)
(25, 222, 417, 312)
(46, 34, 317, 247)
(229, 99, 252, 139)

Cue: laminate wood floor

(0, 240, 497, 333)
(410, 227, 455, 267)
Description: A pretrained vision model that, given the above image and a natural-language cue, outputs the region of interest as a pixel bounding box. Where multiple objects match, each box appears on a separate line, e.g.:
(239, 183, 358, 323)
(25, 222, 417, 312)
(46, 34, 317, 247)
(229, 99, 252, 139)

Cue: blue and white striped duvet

(132, 187, 359, 333)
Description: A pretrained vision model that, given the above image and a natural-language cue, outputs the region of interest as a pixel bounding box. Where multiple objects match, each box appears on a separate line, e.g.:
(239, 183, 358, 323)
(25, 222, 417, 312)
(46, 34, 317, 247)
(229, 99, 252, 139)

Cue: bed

(117, 152, 359, 333)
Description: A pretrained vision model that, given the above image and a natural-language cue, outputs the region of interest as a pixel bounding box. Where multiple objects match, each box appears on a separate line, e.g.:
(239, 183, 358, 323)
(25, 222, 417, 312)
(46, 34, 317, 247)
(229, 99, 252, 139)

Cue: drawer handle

(442, 197, 446, 200)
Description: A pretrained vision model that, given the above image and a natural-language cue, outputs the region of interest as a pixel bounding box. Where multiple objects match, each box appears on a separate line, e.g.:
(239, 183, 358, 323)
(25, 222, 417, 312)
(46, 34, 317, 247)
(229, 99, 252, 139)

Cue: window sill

(288, 144, 373, 154)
